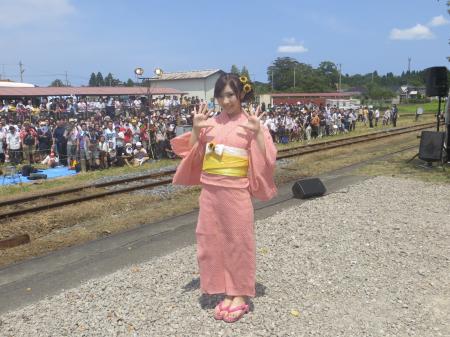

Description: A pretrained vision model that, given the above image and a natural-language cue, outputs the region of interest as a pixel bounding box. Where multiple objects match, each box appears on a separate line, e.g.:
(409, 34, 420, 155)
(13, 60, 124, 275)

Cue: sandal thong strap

(218, 301, 230, 311)
(215, 300, 230, 312)
(227, 303, 248, 313)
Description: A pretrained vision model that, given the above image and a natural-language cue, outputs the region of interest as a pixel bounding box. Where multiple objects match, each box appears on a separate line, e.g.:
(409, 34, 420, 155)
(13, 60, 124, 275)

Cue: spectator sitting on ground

(123, 142, 134, 167)
(132, 141, 149, 166)
(41, 150, 59, 168)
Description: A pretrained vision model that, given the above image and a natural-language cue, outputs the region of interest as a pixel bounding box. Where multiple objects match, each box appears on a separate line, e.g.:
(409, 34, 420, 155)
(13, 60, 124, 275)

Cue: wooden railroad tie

(0, 233, 31, 250)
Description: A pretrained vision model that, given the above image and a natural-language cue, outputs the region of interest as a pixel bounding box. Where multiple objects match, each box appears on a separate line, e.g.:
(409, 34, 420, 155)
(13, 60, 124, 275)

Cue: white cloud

(389, 24, 434, 40)
(428, 15, 450, 27)
(0, 0, 75, 28)
(277, 38, 308, 53)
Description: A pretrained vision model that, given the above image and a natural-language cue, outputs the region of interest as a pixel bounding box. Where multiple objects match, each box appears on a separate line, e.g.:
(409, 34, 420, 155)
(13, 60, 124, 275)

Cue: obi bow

(205, 142, 225, 156)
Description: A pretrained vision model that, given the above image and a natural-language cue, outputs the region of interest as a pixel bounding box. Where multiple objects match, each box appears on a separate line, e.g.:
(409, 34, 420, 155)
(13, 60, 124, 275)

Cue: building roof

(0, 86, 185, 97)
(150, 69, 224, 81)
(270, 92, 361, 97)
(0, 81, 35, 88)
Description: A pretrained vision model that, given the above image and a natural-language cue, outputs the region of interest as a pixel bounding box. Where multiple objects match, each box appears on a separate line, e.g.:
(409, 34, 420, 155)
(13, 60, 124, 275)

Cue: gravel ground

(1, 176, 449, 337)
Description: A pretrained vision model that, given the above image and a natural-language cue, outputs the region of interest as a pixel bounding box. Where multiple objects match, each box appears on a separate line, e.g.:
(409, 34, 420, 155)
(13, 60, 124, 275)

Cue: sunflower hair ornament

(243, 83, 252, 93)
(239, 76, 248, 84)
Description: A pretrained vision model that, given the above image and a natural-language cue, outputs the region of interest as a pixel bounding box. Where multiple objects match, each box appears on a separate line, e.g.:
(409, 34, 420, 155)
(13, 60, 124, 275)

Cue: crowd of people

(0, 95, 200, 171)
(0, 95, 400, 171)
(262, 103, 399, 143)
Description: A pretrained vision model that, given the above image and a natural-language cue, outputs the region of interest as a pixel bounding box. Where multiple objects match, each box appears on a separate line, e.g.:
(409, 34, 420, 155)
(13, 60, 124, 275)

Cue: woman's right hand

(192, 103, 214, 131)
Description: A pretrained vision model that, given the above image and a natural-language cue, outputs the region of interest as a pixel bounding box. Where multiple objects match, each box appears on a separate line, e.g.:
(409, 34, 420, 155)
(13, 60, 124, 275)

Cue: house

(149, 69, 225, 103)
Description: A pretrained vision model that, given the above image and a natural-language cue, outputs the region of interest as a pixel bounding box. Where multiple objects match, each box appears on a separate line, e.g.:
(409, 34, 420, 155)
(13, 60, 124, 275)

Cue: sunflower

(239, 76, 248, 84)
(243, 83, 252, 93)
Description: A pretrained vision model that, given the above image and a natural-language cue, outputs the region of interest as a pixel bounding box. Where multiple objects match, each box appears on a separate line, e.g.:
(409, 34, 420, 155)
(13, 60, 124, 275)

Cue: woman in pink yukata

(170, 73, 277, 323)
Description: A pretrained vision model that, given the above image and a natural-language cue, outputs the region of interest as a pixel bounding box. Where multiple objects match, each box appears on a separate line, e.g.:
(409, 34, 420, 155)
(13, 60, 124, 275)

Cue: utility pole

(271, 69, 274, 91)
(19, 61, 24, 82)
(293, 66, 296, 88)
(406, 57, 411, 102)
(337, 63, 342, 92)
(65, 70, 69, 86)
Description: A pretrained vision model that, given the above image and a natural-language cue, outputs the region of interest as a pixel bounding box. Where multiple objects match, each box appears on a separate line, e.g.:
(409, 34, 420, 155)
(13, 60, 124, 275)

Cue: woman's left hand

(239, 105, 266, 133)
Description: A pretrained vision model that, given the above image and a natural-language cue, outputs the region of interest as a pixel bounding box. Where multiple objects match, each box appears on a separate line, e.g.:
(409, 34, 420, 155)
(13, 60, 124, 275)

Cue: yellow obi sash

(202, 142, 249, 177)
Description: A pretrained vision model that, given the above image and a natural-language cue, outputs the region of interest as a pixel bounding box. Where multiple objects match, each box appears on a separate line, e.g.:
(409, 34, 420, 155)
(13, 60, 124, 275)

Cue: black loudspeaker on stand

(424, 66, 448, 132)
(425, 67, 448, 97)
(292, 178, 326, 199)
(408, 131, 446, 170)
(424, 66, 449, 162)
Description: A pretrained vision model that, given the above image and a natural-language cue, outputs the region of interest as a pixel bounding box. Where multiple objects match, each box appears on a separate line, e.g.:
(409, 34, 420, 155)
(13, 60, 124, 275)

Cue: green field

(397, 101, 439, 115)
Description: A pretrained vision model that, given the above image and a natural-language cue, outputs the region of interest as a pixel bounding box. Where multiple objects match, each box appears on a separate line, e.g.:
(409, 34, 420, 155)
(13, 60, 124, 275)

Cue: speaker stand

(407, 152, 419, 163)
(446, 124, 450, 162)
(436, 96, 442, 131)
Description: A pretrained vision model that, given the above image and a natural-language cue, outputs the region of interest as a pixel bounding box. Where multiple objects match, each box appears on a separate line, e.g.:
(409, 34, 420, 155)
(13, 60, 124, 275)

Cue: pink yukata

(170, 111, 277, 297)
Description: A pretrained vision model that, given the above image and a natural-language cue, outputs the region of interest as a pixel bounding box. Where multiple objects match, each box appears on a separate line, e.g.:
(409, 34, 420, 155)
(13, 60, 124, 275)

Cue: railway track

(0, 122, 435, 221)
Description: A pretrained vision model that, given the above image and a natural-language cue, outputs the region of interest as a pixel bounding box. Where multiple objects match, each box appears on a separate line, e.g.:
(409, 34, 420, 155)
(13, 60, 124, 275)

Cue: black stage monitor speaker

(292, 178, 326, 199)
(419, 131, 445, 162)
(28, 173, 47, 180)
(425, 67, 448, 97)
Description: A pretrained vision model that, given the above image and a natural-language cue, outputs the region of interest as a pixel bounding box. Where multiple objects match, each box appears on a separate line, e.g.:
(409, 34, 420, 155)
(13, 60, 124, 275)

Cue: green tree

(125, 78, 135, 87)
(366, 83, 395, 100)
(318, 61, 339, 89)
(49, 79, 65, 87)
(89, 72, 97, 86)
(96, 72, 104, 86)
(104, 73, 114, 86)
(240, 66, 251, 81)
(230, 65, 240, 75)
(267, 57, 300, 91)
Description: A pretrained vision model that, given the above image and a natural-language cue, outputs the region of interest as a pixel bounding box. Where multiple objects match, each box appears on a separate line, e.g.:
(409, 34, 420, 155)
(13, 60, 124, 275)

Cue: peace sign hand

(239, 105, 266, 133)
(192, 103, 215, 131)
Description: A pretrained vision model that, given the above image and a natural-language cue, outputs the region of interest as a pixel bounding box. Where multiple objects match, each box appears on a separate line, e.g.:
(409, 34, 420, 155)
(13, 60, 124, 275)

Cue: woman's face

(217, 84, 242, 115)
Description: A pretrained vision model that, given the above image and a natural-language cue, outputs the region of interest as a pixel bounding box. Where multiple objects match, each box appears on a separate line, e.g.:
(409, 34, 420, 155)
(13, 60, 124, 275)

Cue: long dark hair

(214, 73, 254, 103)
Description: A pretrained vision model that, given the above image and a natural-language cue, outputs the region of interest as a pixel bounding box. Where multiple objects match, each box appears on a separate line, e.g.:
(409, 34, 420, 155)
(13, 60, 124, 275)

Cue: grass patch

(275, 132, 424, 185)
(397, 101, 439, 115)
(355, 149, 450, 184)
(0, 185, 201, 267)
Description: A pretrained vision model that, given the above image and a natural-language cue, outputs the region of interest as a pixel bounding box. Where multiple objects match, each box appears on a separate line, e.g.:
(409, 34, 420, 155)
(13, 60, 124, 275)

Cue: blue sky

(0, 0, 449, 86)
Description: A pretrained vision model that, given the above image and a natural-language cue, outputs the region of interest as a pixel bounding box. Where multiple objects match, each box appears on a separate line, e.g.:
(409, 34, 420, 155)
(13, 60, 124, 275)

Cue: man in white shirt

(6, 126, 21, 164)
(383, 109, 391, 126)
(103, 121, 117, 151)
(264, 114, 277, 142)
(375, 108, 380, 126)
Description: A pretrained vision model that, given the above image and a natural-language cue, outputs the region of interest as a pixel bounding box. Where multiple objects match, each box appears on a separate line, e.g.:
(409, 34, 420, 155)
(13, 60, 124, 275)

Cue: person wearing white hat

(132, 141, 149, 166)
